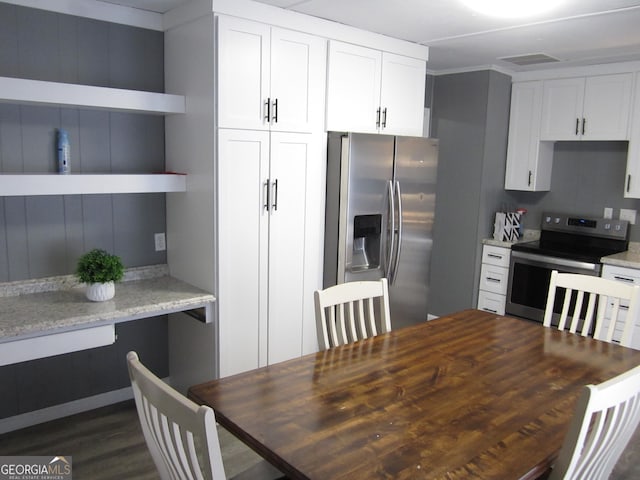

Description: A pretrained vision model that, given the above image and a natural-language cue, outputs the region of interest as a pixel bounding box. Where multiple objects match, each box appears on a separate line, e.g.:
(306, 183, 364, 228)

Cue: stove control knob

(554, 217, 561, 224)
(545, 216, 551, 223)
(615, 224, 622, 231)
(604, 223, 611, 230)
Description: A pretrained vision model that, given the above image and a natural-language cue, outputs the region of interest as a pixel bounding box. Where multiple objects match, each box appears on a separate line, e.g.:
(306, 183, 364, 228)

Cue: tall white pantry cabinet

(165, 11, 326, 382)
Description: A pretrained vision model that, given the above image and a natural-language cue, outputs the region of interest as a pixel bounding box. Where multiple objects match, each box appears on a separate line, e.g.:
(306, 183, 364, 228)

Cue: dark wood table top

(188, 309, 640, 480)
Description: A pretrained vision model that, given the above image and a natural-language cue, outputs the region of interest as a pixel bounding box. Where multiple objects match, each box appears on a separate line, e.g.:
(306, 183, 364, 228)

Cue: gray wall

(506, 141, 640, 241)
(0, 3, 167, 281)
(0, 4, 168, 418)
(429, 70, 513, 316)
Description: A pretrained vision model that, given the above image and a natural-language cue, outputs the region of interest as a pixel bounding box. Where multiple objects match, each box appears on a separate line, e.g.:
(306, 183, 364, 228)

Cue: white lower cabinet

(217, 129, 324, 377)
(477, 245, 511, 315)
(601, 264, 640, 350)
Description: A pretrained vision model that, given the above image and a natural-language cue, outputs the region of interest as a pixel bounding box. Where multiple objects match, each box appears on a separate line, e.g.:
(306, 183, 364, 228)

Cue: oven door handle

(511, 251, 600, 272)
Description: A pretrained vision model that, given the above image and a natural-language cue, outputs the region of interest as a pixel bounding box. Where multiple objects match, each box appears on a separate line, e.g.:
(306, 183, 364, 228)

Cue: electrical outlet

(620, 209, 637, 225)
(154, 233, 166, 251)
(604, 207, 613, 219)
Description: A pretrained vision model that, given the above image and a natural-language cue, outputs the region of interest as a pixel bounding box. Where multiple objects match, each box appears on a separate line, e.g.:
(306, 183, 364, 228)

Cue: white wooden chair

(314, 278, 391, 350)
(549, 364, 640, 479)
(543, 270, 640, 348)
(127, 351, 226, 480)
(127, 352, 286, 480)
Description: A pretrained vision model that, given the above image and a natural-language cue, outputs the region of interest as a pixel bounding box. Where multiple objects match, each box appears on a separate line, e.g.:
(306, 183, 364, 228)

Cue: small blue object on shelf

(57, 128, 70, 174)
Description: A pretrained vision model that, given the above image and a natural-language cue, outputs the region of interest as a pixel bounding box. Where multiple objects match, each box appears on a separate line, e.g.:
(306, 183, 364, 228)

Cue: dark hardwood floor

(0, 400, 275, 479)
(0, 400, 638, 479)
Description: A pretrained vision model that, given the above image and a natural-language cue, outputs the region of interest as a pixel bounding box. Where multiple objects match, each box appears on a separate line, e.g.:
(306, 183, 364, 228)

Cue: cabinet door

(582, 73, 632, 140)
(217, 16, 271, 130)
(540, 78, 584, 141)
(625, 74, 640, 198)
(505, 81, 553, 191)
(267, 133, 311, 364)
(601, 264, 640, 350)
(217, 129, 270, 377)
(326, 41, 382, 134)
(270, 28, 326, 133)
(379, 52, 425, 136)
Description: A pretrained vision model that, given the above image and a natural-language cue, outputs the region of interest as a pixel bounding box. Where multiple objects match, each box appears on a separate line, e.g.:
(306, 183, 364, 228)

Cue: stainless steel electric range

(506, 212, 629, 323)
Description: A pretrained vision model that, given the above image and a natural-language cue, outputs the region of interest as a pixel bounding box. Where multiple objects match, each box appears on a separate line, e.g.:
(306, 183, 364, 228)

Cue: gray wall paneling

(0, 3, 169, 418)
(430, 70, 512, 316)
(506, 141, 640, 242)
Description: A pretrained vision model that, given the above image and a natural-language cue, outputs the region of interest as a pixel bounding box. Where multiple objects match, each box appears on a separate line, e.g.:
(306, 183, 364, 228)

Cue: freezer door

(339, 133, 394, 284)
(390, 137, 438, 328)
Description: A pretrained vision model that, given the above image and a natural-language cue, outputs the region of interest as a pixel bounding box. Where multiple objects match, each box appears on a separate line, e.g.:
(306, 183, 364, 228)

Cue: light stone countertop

(601, 242, 640, 269)
(482, 229, 540, 248)
(0, 265, 215, 343)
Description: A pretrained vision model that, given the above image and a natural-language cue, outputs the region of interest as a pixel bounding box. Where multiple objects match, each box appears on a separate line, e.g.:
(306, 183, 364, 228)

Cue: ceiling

(104, 0, 640, 73)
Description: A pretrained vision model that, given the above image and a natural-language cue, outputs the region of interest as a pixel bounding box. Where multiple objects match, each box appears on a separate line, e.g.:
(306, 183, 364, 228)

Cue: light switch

(620, 209, 637, 225)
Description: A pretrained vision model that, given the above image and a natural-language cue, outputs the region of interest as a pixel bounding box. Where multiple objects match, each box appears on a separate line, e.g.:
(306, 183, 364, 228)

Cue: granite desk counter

(0, 265, 215, 365)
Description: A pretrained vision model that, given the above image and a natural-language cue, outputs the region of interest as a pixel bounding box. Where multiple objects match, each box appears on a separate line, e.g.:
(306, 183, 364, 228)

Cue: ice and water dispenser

(351, 214, 381, 271)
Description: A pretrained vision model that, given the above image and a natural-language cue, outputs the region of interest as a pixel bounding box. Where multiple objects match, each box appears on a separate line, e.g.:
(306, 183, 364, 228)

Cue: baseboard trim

(0, 377, 169, 434)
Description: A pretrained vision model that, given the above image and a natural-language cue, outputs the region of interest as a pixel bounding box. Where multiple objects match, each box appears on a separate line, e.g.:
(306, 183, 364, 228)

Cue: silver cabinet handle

(265, 97, 271, 122)
(613, 275, 635, 283)
(272, 179, 278, 211)
(382, 107, 387, 128)
(263, 180, 270, 211)
(487, 253, 503, 260)
(376, 107, 381, 128)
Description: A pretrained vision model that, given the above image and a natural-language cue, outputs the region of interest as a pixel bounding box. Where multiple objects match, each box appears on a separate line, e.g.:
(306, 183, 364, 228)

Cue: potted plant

(76, 249, 124, 301)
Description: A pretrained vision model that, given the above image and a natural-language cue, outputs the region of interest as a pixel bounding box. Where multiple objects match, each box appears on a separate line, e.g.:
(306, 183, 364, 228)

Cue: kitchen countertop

(601, 242, 640, 269)
(482, 229, 540, 248)
(0, 265, 215, 343)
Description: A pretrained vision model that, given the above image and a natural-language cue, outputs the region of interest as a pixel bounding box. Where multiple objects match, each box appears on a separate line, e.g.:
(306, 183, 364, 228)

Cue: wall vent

(499, 53, 560, 66)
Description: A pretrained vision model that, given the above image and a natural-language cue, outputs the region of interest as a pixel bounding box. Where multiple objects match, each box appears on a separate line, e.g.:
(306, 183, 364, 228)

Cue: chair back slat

(543, 270, 640, 348)
(314, 279, 392, 350)
(550, 365, 640, 479)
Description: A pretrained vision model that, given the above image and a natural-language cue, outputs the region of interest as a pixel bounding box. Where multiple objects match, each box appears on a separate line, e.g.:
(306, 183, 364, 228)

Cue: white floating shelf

(0, 174, 187, 196)
(0, 76, 185, 115)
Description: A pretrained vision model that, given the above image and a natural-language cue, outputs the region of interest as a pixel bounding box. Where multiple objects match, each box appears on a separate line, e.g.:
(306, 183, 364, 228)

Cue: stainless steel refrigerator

(323, 132, 438, 328)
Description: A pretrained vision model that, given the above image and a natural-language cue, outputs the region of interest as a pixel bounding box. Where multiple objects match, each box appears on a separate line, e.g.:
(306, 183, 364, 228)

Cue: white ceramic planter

(86, 281, 115, 302)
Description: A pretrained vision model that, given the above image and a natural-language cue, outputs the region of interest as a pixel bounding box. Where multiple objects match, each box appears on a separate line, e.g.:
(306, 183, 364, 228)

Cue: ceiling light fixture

(461, 0, 564, 18)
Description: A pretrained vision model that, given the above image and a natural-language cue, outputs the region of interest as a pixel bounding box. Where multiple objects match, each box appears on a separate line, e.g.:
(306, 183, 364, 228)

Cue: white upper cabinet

(326, 41, 425, 136)
(217, 16, 326, 133)
(540, 74, 633, 141)
(380, 52, 427, 136)
(505, 81, 553, 191)
(624, 73, 640, 198)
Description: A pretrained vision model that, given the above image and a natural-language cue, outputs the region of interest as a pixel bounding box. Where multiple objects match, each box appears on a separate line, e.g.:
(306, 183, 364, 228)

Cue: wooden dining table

(188, 309, 640, 480)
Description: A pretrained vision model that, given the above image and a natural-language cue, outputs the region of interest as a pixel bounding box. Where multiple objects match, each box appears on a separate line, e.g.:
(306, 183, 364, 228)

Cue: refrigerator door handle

(385, 180, 395, 279)
(390, 181, 403, 284)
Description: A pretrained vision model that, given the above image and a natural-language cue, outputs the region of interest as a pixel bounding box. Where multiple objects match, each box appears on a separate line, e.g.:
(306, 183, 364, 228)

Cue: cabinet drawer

(0, 325, 115, 366)
(477, 290, 506, 315)
(602, 264, 640, 285)
(482, 245, 511, 267)
(479, 263, 509, 295)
